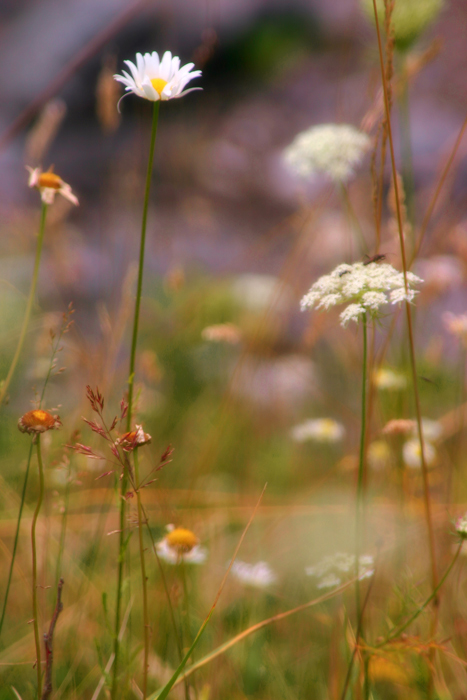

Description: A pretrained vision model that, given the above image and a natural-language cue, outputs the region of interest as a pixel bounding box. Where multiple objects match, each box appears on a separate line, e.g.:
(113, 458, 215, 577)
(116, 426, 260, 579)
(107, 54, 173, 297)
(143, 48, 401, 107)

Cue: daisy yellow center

(320, 419, 337, 436)
(165, 528, 198, 553)
(38, 172, 62, 190)
(150, 78, 168, 95)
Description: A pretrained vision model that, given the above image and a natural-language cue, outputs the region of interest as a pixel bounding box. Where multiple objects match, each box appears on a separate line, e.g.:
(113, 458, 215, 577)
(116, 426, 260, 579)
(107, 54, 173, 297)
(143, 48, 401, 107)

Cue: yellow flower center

(38, 172, 62, 190)
(31, 410, 49, 423)
(150, 78, 168, 95)
(165, 528, 198, 553)
(320, 419, 338, 437)
(18, 409, 62, 434)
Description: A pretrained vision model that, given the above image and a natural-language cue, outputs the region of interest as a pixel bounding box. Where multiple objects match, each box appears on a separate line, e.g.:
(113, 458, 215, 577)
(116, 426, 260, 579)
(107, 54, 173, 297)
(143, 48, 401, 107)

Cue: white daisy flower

(290, 418, 345, 444)
(230, 560, 277, 589)
(402, 439, 437, 470)
(26, 166, 79, 206)
(114, 51, 201, 106)
(283, 124, 371, 183)
(411, 418, 443, 442)
(300, 261, 423, 327)
(156, 525, 207, 565)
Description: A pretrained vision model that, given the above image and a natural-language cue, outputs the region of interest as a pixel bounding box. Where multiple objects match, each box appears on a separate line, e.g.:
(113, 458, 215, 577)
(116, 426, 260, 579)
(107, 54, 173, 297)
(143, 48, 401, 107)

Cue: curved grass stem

(112, 101, 160, 700)
(0, 201, 48, 407)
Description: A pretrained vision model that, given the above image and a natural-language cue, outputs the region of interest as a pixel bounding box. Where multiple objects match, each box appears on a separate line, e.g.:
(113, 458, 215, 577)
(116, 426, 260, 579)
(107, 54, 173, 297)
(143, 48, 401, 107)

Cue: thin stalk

(397, 53, 415, 230)
(339, 183, 368, 256)
(31, 435, 45, 697)
(134, 450, 149, 699)
(0, 441, 34, 638)
(372, 0, 438, 603)
(355, 313, 368, 696)
(0, 201, 48, 406)
(112, 100, 160, 700)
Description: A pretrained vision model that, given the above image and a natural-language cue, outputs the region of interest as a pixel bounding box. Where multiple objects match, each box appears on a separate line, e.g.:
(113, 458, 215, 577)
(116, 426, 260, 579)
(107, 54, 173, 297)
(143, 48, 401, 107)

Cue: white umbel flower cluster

(300, 261, 423, 327)
(306, 552, 374, 589)
(284, 124, 371, 183)
(114, 51, 201, 104)
(290, 418, 345, 444)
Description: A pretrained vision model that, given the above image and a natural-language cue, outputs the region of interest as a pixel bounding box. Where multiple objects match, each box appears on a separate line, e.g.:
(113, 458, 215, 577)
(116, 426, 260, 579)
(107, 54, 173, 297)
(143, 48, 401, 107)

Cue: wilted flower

(456, 513, 467, 540)
(116, 424, 152, 450)
(284, 124, 370, 183)
(361, 0, 444, 49)
(402, 439, 437, 469)
(374, 367, 407, 391)
(18, 409, 62, 434)
(291, 418, 345, 444)
(26, 166, 79, 206)
(300, 262, 423, 327)
(231, 560, 277, 589)
(114, 51, 201, 105)
(306, 552, 374, 589)
(156, 525, 207, 565)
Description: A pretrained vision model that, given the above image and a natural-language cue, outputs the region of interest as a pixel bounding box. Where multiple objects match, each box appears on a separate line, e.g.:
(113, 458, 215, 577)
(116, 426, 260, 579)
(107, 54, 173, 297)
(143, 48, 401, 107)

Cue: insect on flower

(363, 254, 386, 265)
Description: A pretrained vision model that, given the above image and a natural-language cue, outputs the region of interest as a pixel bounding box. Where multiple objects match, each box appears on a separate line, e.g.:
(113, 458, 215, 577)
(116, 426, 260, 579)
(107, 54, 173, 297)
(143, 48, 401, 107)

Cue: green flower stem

(31, 435, 45, 698)
(356, 313, 369, 698)
(112, 100, 160, 700)
(0, 201, 48, 407)
(0, 441, 34, 639)
(372, 0, 439, 606)
(134, 450, 149, 699)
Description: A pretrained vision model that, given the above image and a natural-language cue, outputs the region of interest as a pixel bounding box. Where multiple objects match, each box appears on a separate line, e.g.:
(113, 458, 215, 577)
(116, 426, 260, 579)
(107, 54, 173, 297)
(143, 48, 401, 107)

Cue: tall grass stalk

(372, 0, 439, 604)
(112, 100, 160, 700)
(0, 201, 47, 407)
(133, 449, 149, 699)
(31, 434, 45, 697)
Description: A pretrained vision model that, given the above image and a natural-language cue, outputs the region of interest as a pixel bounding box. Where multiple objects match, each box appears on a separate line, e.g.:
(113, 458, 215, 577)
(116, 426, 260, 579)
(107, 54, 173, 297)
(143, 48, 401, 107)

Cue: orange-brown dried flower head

(165, 527, 199, 554)
(18, 409, 62, 434)
(117, 424, 152, 450)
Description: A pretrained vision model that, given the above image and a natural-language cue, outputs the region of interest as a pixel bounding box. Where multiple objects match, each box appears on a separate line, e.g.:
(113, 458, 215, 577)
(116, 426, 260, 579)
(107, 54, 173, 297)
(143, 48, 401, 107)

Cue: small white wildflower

(26, 166, 79, 206)
(290, 418, 345, 444)
(456, 513, 467, 540)
(114, 51, 201, 106)
(284, 124, 370, 183)
(402, 439, 437, 469)
(300, 261, 423, 328)
(306, 552, 374, 589)
(156, 525, 207, 565)
(374, 368, 407, 391)
(231, 561, 277, 589)
(411, 418, 443, 442)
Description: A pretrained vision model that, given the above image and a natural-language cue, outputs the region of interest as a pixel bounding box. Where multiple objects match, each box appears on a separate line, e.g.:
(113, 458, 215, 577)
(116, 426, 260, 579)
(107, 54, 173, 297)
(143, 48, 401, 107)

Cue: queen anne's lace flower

(306, 552, 374, 589)
(114, 51, 201, 105)
(300, 262, 423, 327)
(231, 561, 277, 589)
(284, 124, 370, 183)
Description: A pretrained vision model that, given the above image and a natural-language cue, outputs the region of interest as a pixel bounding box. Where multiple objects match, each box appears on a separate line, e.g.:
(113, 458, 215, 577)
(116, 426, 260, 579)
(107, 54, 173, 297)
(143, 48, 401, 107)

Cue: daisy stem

(112, 100, 160, 700)
(0, 201, 47, 407)
(356, 312, 368, 696)
(134, 449, 149, 699)
(0, 441, 34, 639)
(32, 435, 45, 698)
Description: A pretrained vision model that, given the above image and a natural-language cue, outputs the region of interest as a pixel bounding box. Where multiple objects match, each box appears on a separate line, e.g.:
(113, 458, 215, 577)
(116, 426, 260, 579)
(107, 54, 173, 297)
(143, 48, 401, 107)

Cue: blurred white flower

(368, 440, 391, 471)
(114, 51, 201, 104)
(411, 418, 443, 442)
(415, 256, 463, 294)
(456, 513, 467, 540)
(26, 166, 79, 206)
(156, 525, 207, 565)
(306, 552, 374, 589)
(374, 368, 407, 391)
(291, 418, 345, 444)
(300, 262, 423, 327)
(231, 560, 277, 589)
(402, 439, 437, 469)
(231, 274, 292, 313)
(284, 124, 370, 183)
